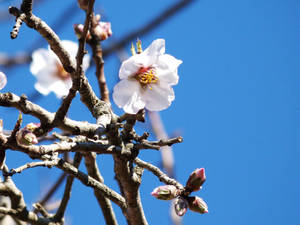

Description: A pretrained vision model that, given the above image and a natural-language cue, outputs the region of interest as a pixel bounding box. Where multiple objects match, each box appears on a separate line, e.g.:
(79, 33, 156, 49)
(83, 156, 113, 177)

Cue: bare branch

(53, 153, 82, 222)
(84, 153, 118, 225)
(4, 160, 57, 176)
(56, 158, 127, 210)
(0, 92, 101, 137)
(134, 158, 184, 190)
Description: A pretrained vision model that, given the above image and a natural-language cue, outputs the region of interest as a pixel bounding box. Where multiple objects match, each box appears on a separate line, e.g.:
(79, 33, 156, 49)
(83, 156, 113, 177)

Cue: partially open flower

(16, 123, 39, 146)
(113, 39, 182, 114)
(151, 185, 179, 200)
(30, 40, 90, 98)
(0, 72, 7, 90)
(187, 196, 208, 214)
(174, 197, 188, 217)
(94, 22, 112, 41)
(186, 168, 206, 192)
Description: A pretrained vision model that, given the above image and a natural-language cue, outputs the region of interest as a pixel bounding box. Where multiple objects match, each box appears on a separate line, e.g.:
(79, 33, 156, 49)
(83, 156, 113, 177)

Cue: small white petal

(155, 54, 182, 85)
(30, 49, 56, 76)
(34, 83, 51, 96)
(144, 39, 165, 56)
(49, 79, 72, 98)
(0, 72, 7, 90)
(113, 79, 145, 114)
(143, 81, 175, 111)
(119, 55, 142, 79)
(140, 39, 166, 67)
(82, 54, 90, 71)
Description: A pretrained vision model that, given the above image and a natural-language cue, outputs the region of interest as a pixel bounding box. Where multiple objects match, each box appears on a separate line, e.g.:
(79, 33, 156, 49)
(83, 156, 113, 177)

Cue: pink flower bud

(94, 22, 112, 41)
(74, 24, 92, 41)
(174, 197, 188, 217)
(16, 123, 40, 146)
(187, 196, 208, 214)
(16, 129, 38, 146)
(0, 72, 7, 90)
(151, 185, 179, 200)
(186, 168, 206, 192)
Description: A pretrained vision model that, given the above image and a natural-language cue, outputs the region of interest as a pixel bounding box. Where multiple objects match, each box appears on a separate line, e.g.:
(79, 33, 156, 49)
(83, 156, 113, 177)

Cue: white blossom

(30, 40, 90, 98)
(0, 71, 7, 90)
(113, 39, 182, 114)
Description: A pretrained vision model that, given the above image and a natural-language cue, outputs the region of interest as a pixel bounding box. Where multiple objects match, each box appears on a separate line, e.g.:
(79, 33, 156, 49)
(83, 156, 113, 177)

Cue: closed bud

(74, 24, 92, 41)
(187, 196, 208, 214)
(94, 22, 112, 41)
(16, 129, 38, 146)
(16, 123, 39, 146)
(174, 197, 188, 217)
(151, 185, 179, 200)
(186, 168, 206, 192)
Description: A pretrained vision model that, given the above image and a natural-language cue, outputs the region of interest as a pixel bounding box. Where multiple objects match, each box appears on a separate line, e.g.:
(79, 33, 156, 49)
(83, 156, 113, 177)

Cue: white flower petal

(140, 39, 166, 67)
(0, 72, 7, 90)
(34, 83, 51, 96)
(30, 49, 56, 75)
(113, 79, 145, 114)
(33, 67, 60, 89)
(144, 39, 165, 57)
(143, 81, 175, 111)
(49, 79, 72, 98)
(82, 54, 90, 71)
(155, 54, 182, 85)
(119, 55, 142, 79)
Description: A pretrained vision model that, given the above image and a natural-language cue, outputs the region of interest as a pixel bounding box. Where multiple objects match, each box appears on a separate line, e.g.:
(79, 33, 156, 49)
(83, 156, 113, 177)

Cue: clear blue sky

(0, 0, 299, 225)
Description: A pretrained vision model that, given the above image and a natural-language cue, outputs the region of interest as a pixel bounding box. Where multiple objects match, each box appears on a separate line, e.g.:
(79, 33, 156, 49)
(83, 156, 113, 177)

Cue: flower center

(56, 62, 70, 80)
(136, 67, 158, 89)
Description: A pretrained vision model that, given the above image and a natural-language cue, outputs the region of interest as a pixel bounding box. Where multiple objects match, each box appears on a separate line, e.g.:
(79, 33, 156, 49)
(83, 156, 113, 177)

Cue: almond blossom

(30, 40, 90, 98)
(112, 39, 182, 114)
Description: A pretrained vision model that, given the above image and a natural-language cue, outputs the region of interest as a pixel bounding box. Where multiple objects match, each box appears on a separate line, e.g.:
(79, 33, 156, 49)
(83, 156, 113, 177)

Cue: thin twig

(53, 153, 82, 222)
(84, 153, 118, 225)
(5, 160, 58, 176)
(134, 158, 183, 190)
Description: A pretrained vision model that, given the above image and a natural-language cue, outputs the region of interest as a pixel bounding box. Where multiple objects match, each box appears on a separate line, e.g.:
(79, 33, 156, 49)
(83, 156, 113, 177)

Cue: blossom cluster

(151, 168, 208, 217)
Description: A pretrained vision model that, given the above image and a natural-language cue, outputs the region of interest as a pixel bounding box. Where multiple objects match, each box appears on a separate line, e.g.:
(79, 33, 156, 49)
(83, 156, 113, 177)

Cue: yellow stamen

(130, 42, 136, 55)
(136, 39, 143, 54)
(56, 63, 70, 80)
(136, 68, 158, 90)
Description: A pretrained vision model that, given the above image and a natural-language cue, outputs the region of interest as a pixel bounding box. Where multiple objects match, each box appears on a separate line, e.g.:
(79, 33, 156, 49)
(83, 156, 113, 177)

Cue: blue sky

(0, 0, 299, 224)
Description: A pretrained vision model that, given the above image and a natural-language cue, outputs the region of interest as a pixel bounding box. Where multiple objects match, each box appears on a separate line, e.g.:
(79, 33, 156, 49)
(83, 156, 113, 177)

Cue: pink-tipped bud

(0, 72, 7, 90)
(174, 197, 188, 217)
(16, 123, 39, 146)
(74, 24, 92, 41)
(186, 168, 206, 192)
(151, 185, 179, 200)
(187, 196, 208, 214)
(16, 129, 38, 146)
(94, 22, 112, 41)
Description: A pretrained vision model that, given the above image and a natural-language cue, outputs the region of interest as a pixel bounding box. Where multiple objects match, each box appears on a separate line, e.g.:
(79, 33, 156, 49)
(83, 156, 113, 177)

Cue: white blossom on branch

(113, 39, 182, 114)
(30, 40, 90, 98)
